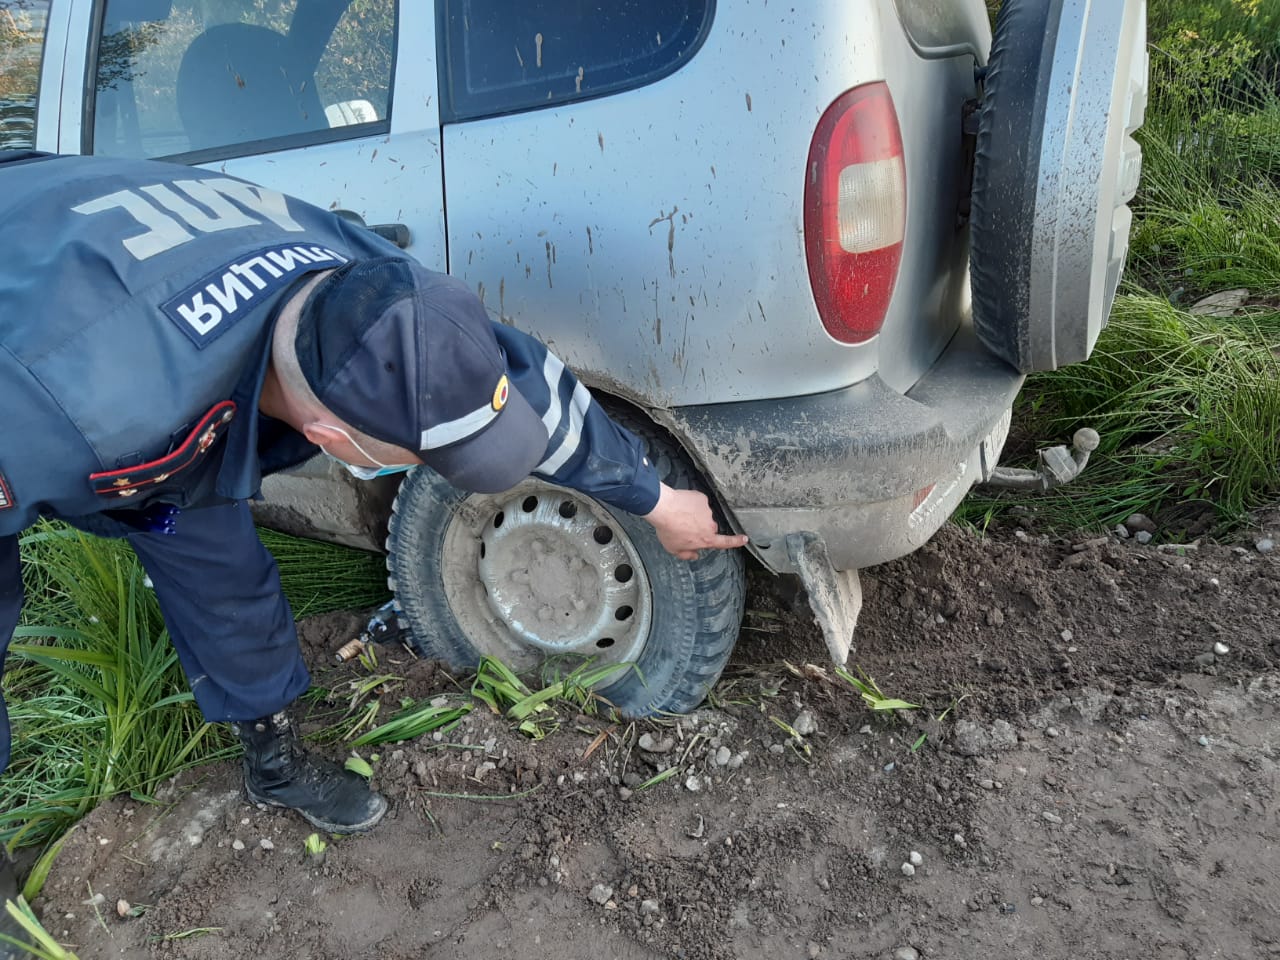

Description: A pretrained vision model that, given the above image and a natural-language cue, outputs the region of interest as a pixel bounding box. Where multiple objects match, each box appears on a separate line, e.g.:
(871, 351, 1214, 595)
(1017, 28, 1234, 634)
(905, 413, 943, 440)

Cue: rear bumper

(664, 325, 1024, 572)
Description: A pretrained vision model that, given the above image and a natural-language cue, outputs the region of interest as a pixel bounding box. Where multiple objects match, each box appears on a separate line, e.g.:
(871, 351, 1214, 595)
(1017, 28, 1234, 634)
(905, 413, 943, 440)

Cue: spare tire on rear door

(970, 0, 1148, 373)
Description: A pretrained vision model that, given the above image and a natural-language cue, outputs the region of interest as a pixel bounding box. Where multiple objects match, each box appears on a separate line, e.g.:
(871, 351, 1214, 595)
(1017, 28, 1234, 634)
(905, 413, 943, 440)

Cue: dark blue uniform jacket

(0, 152, 659, 537)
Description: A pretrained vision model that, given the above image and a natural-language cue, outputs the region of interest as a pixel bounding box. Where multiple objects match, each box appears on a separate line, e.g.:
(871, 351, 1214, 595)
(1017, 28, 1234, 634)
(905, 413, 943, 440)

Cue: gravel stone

(1042, 811, 1063, 824)
(989, 719, 1018, 751)
(793, 710, 818, 737)
(1256, 538, 1275, 554)
(231, 839, 245, 851)
(1125, 513, 1158, 534)
(1114, 524, 1130, 539)
(908, 850, 923, 866)
(638, 733, 674, 754)
(1135, 531, 1154, 545)
(1214, 642, 1230, 655)
(950, 719, 986, 756)
(1198, 735, 1210, 747)
(900, 862, 916, 877)
(1031, 896, 1044, 906)
(259, 839, 274, 851)
(589, 884, 613, 906)
(1194, 652, 1216, 667)
(1045, 727, 1060, 738)
(713, 746, 732, 767)
(640, 899, 660, 916)
(892, 949, 920, 960)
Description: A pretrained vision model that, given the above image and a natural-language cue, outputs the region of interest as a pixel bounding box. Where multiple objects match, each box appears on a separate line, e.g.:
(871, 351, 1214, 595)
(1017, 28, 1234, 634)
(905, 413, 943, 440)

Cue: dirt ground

(32, 519, 1280, 960)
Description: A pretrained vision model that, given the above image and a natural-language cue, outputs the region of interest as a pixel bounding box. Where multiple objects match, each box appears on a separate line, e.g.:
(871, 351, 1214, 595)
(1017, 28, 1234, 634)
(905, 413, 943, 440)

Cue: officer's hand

(643, 483, 749, 560)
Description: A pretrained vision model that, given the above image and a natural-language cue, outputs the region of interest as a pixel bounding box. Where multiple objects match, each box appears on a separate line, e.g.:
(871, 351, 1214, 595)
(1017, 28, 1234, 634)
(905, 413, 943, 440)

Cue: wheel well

(589, 390, 742, 538)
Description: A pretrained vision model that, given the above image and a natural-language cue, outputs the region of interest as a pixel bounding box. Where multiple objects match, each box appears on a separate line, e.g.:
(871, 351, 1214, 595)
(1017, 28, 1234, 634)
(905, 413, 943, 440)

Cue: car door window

(439, 0, 714, 122)
(0, 1, 50, 149)
(89, 0, 396, 162)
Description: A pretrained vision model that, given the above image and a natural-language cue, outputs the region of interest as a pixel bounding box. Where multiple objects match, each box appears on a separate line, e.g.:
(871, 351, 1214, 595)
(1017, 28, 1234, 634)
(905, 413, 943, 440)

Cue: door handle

(333, 209, 412, 249)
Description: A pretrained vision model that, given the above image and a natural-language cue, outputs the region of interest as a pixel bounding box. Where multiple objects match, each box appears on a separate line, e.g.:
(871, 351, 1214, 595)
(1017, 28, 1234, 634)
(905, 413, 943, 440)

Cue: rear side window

(0, 1, 49, 150)
(439, 0, 714, 123)
(89, 0, 396, 162)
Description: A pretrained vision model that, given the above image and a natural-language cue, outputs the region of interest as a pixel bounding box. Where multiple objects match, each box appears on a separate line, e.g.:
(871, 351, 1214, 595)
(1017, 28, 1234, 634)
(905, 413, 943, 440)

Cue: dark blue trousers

(0, 501, 311, 773)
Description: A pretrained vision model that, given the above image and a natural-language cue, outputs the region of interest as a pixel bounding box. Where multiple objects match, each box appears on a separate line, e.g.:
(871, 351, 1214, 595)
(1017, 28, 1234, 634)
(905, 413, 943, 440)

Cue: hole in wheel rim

(558, 501, 578, 519)
(593, 526, 614, 545)
(614, 563, 633, 583)
(615, 605, 633, 621)
(522, 496, 538, 512)
(596, 637, 615, 649)
(493, 511, 505, 529)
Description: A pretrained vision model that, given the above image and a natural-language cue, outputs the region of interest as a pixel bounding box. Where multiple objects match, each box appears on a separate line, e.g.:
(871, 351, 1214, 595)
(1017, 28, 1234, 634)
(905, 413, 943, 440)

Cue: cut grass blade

(351, 700, 470, 747)
(1, 898, 79, 960)
(835, 666, 919, 713)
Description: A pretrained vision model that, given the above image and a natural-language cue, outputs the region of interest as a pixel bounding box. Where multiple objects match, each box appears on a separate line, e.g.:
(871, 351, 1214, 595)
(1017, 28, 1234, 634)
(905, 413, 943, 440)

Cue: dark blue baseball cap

(294, 258, 548, 493)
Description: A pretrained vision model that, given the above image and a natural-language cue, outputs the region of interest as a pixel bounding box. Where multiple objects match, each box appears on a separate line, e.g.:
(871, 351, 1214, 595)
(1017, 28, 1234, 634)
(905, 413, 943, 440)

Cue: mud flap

(785, 532, 862, 665)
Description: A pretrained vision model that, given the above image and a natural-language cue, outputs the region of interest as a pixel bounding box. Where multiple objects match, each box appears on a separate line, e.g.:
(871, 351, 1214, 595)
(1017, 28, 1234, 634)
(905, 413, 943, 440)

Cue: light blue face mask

(319, 425, 416, 481)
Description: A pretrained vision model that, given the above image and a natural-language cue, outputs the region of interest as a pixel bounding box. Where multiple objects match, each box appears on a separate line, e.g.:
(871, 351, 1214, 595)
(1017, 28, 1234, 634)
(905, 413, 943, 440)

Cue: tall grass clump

(256, 527, 390, 617)
(1, 523, 392, 848)
(984, 294, 1280, 530)
(1, 526, 231, 848)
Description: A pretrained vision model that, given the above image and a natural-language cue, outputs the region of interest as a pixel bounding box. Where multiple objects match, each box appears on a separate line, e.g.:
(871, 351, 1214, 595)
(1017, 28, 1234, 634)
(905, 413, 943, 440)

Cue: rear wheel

(385, 416, 745, 717)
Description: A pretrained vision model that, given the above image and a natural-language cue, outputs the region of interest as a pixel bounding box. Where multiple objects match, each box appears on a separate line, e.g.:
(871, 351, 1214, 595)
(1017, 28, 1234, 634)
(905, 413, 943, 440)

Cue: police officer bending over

(0, 152, 747, 845)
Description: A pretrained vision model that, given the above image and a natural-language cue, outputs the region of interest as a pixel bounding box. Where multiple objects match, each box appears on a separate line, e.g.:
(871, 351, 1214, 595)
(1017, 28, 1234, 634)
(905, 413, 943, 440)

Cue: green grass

(1, 526, 230, 849)
(256, 527, 390, 617)
(1, 523, 390, 851)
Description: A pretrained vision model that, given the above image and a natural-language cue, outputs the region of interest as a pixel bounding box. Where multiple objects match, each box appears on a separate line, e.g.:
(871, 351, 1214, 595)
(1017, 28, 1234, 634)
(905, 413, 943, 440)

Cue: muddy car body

(21, 0, 1147, 714)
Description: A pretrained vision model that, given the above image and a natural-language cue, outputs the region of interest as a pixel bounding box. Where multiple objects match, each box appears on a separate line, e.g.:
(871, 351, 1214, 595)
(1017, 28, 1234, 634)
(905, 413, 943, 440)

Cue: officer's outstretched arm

(492, 324, 746, 558)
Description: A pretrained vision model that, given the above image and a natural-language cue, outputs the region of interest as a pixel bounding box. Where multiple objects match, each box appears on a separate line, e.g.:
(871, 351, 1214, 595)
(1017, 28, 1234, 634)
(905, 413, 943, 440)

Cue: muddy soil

(34, 523, 1280, 960)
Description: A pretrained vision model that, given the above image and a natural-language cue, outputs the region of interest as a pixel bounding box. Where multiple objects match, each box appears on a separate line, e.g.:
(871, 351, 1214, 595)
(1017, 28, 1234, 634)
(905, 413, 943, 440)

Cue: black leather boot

(0, 850, 31, 960)
(231, 711, 387, 834)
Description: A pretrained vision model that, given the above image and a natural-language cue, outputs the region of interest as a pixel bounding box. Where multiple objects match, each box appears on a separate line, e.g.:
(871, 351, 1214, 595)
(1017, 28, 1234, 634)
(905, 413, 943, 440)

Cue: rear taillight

(804, 83, 906, 344)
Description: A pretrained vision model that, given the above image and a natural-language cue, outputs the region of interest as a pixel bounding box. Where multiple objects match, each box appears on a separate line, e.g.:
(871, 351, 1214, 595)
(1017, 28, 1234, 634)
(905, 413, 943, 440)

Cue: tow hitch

(979, 427, 1100, 493)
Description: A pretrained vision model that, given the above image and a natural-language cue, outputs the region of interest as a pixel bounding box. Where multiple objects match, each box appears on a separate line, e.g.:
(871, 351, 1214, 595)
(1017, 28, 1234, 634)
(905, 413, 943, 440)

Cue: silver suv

(14, 0, 1147, 715)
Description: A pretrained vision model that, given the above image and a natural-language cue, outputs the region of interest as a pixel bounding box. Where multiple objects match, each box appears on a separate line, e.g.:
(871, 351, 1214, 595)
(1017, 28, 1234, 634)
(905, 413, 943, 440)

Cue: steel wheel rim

(439, 480, 653, 674)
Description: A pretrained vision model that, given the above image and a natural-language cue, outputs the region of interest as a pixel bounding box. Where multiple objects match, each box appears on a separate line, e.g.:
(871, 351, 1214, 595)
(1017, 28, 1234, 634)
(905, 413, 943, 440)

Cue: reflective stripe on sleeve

(536, 382, 591, 476)
(539, 351, 566, 434)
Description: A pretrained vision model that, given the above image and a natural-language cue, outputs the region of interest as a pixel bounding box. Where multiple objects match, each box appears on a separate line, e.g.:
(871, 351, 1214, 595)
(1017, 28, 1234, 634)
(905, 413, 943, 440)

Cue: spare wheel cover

(970, 0, 1148, 373)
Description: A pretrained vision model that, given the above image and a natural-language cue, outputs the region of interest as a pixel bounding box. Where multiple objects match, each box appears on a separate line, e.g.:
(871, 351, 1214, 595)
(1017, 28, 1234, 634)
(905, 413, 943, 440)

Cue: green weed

(835, 666, 920, 714)
(303, 833, 327, 859)
(471, 656, 629, 739)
